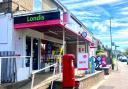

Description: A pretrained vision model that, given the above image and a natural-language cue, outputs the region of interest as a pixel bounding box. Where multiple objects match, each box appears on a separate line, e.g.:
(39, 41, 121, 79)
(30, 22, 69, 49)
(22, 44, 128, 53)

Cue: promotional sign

(63, 12, 70, 25)
(90, 42, 96, 48)
(77, 53, 88, 70)
(81, 32, 87, 38)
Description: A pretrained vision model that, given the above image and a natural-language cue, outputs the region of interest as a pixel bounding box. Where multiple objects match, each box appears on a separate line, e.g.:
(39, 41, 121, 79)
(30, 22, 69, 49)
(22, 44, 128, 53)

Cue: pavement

(91, 61, 128, 89)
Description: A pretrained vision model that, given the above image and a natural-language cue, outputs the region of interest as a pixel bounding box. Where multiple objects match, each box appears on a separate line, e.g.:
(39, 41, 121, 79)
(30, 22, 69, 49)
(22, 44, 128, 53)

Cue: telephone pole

(110, 18, 113, 50)
(110, 18, 114, 70)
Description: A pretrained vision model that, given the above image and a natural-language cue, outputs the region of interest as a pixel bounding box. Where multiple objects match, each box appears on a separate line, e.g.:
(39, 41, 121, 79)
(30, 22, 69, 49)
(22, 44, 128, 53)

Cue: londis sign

(27, 15, 45, 22)
(14, 11, 60, 24)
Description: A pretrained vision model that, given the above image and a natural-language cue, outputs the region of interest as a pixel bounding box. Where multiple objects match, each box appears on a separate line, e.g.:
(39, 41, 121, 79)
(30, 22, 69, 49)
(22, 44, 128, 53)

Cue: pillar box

(63, 54, 76, 88)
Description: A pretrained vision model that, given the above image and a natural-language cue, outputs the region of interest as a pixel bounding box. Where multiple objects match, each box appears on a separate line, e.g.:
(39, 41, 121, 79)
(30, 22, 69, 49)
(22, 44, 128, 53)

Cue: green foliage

(123, 48, 128, 56)
(96, 45, 105, 55)
(96, 49, 105, 55)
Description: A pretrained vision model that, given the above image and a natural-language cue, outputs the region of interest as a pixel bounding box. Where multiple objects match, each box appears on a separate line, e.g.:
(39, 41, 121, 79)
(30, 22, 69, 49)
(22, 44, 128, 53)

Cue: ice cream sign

(77, 53, 89, 70)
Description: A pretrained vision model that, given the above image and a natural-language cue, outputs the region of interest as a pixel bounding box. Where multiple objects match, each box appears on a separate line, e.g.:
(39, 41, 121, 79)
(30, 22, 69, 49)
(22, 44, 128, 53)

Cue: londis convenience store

(0, 2, 93, 83)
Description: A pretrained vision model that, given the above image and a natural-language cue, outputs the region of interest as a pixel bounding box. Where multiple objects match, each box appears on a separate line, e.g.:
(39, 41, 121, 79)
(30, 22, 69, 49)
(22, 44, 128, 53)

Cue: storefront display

(40, 40, 62, 71)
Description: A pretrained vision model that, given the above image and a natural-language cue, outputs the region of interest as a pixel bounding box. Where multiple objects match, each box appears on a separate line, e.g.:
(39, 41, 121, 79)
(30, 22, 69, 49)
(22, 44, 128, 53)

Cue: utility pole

(110, 18, 113, 50)
(110, 18, 114, 70)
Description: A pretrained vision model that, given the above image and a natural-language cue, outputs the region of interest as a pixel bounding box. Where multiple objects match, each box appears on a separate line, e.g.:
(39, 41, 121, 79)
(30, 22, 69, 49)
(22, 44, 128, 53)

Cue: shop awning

(14, 10, 91, 43)
(31, 24, 86, 43)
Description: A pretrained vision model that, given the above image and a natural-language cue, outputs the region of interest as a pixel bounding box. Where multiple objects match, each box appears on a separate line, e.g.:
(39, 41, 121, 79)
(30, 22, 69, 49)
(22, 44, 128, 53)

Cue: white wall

(0, 14, 14, 51)
(14, 30, 24, 55)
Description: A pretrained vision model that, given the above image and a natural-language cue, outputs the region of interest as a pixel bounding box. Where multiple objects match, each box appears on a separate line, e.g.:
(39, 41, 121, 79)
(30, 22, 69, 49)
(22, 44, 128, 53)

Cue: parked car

(120, 56, 128, 62)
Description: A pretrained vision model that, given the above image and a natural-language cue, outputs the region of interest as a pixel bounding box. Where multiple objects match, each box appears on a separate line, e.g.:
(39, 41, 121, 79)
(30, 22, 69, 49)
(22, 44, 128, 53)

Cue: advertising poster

(77, 53, 89, 70)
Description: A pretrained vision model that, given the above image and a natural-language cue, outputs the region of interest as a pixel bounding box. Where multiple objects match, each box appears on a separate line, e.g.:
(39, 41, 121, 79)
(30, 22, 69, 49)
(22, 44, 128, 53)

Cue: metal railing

(30, 63, 58, 89)
(0, 56, 32, 84)
(30, 55, 62, 89)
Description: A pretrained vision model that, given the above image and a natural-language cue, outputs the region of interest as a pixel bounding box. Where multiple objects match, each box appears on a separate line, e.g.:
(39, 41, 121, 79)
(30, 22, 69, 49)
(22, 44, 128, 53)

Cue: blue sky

(34, 0, 128, 51)
(60, 0, 128, 51)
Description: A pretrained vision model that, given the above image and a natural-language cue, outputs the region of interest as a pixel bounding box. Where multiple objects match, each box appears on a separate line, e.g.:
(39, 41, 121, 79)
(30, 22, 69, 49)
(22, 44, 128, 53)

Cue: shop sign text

(27, 15, 45, 22)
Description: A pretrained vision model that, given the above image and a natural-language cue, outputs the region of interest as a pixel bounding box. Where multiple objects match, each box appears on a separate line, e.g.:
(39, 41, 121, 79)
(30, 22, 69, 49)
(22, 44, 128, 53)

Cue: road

(91, 61, 128, 89)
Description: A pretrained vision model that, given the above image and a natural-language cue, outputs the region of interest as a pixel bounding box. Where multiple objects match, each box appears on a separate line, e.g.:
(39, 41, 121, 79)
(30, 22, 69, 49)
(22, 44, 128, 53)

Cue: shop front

(14, 10, 89, 72)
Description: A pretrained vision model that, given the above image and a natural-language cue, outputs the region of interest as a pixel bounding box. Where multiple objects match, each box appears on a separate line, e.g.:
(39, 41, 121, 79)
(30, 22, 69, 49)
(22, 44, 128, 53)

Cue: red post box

(63, 54, 75, 88)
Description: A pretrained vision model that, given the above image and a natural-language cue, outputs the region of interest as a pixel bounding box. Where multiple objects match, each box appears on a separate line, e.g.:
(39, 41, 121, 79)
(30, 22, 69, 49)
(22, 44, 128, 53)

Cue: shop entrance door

(32, 38, 39, 70)
(26, 37, 39, 70)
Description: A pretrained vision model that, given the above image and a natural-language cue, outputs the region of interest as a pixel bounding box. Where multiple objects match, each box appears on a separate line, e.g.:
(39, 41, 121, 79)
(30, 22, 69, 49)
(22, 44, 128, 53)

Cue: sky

(34, 0, 128, 52)
(59, 0, 128, 52)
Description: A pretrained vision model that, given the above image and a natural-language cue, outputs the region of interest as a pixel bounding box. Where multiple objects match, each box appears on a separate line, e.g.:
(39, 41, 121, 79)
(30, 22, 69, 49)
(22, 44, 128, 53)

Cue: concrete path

(91, 61, 128, 89)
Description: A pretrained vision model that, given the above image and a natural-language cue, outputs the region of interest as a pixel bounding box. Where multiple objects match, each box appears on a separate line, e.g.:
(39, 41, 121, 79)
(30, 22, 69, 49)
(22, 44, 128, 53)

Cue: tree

(96, 45, 105, 55)
(123, 48, 128, 56)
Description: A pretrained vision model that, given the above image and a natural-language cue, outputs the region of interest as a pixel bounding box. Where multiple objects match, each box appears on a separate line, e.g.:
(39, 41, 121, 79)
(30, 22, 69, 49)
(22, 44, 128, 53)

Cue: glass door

(26, 37, 40, 70)
(26, 37, 31, 67)
(32, 38, 39, 70)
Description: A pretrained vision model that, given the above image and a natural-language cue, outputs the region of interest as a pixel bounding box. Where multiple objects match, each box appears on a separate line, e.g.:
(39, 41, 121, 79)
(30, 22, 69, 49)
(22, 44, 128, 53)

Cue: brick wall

(0, 0, 33, 13)
(0, 0, 12, 13)
(12, 0, 33, 12)
(42, 0, 57, 11)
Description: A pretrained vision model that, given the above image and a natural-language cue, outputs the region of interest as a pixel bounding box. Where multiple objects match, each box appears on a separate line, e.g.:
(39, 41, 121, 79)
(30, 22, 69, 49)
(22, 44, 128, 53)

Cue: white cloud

(120, 11, 128, 15)
(93, 22, 108, 32)
(72, 11, 100, 17)
(121, 7, 128, 11)
(113, 18, 128, 22)
(112, 22, 128, 27)
(117, 41, 128, 45)
(119, 6, 128, 17)
(114, 29, 128, 39)
(102, 19, 128, 28)
(61, 0, 127, 51)
(62, 0, 120, 14)
(82, 0, 120, 6)
(67, 0, 120, 7)
(60, 0, 83, 4)
(97, 29, 128, 39)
